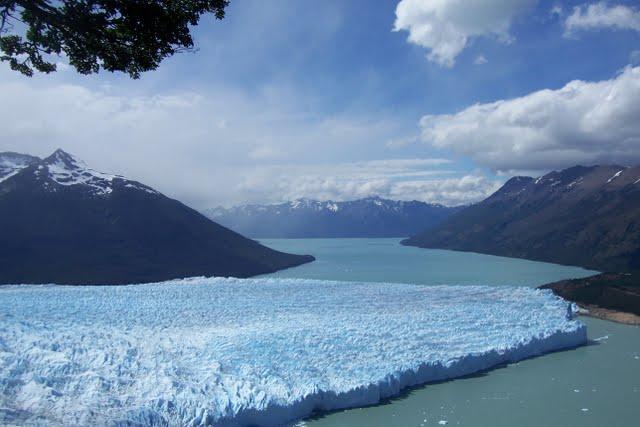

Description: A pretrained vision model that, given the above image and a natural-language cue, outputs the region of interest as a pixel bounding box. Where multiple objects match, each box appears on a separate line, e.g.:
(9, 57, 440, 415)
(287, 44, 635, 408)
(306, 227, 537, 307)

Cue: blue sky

(2, 0, 640, 208)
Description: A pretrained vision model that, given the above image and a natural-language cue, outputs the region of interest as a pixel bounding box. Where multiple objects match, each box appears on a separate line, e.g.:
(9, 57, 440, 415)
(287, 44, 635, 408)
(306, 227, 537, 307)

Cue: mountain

(0, 149, 313, 285)
(204, 197, 463, 238)
(0, 152, 39, 182)
(403, 165, 640, 273)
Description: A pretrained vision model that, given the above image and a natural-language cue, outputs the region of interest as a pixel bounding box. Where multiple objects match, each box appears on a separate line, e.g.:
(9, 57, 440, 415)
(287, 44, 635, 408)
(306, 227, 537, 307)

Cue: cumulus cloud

(474, 55, 488, 65)
(419, 66, 640, 172)
(388, 175, 502, 206)
(393, 0, 535, 67)
(565, 2, 640, 35)
(550, 5, 563, 18)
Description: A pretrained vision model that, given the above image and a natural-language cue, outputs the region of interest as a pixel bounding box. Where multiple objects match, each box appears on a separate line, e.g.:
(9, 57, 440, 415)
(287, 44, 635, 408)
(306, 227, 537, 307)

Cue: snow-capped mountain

(404, 165, 640, 273)
(205, 196, 463, 238)
(0, 151, 39, 183)
(4, 148, 160, 196)
(0, 149, 313, 285)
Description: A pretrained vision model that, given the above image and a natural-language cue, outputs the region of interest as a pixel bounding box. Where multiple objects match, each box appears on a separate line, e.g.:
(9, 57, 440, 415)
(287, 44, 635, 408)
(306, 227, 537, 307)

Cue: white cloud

(393, 0, 535, 67)
(385, 134, 420, 148)
(0, 71, 470, 208)
(419, 66, 640, 172)
(565, 2, 640, 35)
(55, 62, 70, 72)
(388, 175, 502, 206)
(233, 161, 500, 207)
(474, 55, 488, 65)
(550, 5, 563, 18)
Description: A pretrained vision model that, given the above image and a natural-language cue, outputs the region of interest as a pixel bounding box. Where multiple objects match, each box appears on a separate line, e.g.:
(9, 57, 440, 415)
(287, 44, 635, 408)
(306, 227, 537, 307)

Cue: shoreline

(577, 304, 640, 326)
(539, 273, 640, 326)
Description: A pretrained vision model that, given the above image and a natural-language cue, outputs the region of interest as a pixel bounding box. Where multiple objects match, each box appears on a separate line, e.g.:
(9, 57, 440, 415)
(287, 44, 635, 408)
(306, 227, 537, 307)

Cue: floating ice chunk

(0, 278, 587, 426)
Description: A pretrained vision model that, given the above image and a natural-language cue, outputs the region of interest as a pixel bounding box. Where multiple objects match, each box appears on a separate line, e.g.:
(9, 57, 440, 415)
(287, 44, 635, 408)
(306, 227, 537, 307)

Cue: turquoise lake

(262, 238, 640, 427)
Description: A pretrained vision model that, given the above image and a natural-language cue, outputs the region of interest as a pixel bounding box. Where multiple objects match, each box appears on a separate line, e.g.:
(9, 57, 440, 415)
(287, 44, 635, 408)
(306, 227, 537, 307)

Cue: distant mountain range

(0, 149, 313, 285)
(403, 165, 640, 273)
(204, 197, 463, 238)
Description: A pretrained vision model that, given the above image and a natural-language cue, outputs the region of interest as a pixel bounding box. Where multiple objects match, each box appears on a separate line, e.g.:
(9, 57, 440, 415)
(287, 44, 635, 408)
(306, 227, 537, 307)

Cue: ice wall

(0, 278, 586, 426)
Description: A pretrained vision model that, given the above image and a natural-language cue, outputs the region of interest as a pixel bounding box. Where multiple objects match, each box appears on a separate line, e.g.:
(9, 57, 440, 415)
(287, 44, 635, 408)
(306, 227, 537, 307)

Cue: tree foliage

(0, 1, 229, 78)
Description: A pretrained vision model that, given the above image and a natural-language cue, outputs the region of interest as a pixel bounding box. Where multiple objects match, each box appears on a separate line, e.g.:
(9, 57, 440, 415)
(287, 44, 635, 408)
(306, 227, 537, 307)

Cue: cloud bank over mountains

(234, 161, 500, 207)
(0, 73, 494, 208)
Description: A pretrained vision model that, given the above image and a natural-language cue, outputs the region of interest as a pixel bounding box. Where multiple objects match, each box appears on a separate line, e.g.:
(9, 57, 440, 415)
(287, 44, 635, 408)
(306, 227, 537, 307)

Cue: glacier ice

(0, 278, 586, 426)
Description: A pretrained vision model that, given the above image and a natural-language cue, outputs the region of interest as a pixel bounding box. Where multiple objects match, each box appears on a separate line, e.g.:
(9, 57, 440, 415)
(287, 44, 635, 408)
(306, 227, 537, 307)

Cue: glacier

(0, 278, 586, 426)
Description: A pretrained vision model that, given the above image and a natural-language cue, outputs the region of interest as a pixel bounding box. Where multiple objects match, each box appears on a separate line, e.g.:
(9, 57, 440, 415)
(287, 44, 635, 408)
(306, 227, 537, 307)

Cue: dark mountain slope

(0, 150, 313, 285)
(205, 197, 463, 238)
(403, 165, 640, 273)
(541, 273, 640, 318)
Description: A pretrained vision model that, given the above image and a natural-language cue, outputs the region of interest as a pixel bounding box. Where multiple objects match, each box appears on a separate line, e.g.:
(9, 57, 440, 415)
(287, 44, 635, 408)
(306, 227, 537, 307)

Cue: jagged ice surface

(0, 278, 586, 426)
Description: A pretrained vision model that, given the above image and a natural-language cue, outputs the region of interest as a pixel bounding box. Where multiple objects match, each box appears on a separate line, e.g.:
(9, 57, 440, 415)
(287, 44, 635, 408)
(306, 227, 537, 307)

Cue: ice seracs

(0, 278, 587, 426)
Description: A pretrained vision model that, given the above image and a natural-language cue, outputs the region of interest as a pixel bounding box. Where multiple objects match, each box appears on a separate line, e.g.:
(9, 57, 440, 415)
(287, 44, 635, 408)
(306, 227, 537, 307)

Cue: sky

(1, 0, 640, 209)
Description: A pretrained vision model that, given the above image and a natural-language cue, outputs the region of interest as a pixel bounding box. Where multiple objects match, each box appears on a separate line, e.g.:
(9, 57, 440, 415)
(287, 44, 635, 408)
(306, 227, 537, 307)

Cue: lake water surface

(262, 238, 640, 427)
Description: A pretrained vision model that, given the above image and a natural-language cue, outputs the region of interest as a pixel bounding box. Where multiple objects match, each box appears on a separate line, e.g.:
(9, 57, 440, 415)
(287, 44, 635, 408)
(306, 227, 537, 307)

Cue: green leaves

(0, 0, 229, 78)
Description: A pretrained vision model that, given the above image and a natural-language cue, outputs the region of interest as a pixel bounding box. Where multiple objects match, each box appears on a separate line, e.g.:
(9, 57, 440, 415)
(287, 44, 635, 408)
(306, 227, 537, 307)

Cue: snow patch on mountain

(607, 170, 624, 183)
(327, 202, 339, 212)
(5, 149, 162, 197)
(567, 177, 584, 189)
(42, 149, 120, 193)
(0, 278, 586, 426)
(205, 197, 462, 238)
(0, 169, 22, 184)
(210, 197, 449, 218)
(123, 182, 158, 195)
(0, 152, 39, 183)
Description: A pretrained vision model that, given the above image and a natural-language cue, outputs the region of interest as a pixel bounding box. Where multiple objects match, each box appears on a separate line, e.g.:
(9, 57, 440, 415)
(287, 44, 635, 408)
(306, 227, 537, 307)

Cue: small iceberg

(0, 278, 586, 426)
